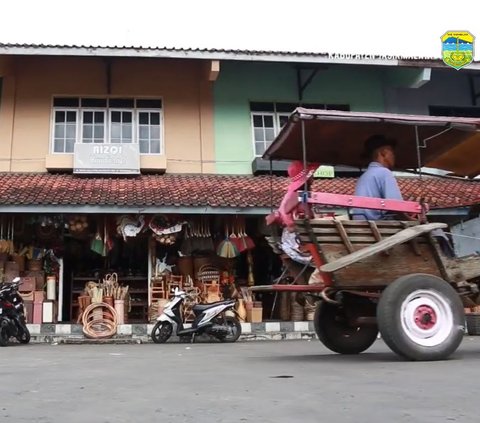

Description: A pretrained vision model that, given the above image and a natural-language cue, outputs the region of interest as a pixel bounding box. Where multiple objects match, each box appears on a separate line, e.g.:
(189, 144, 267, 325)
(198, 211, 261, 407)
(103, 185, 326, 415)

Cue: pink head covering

(287, 161, 319, 182)
(265, 161, 320, 227)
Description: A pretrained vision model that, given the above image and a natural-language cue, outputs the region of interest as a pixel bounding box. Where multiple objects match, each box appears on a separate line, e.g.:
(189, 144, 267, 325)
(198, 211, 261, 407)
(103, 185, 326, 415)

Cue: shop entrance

(62, 216, 149, 323)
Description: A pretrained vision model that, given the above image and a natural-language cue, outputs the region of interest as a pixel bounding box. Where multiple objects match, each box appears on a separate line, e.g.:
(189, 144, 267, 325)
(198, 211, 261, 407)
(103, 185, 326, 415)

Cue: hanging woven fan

(216, 223, 239, 258)
(203, 217, 215, 251)
(90, 230, 105, 256)
(180, 224, 193, 256)
(232, 217, 247, 254)
(240, 216, 255, 250)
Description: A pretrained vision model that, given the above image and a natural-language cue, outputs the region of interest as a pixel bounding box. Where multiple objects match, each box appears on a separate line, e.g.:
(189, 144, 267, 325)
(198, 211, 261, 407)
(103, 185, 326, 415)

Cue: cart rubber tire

(151, 321, 173, 344)
(314, 301, 378, 354)
(377, 274, 464, 361)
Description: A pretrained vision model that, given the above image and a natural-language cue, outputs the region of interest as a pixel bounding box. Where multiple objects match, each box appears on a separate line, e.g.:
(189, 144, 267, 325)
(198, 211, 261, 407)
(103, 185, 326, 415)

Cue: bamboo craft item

(82, 302, 118, 339)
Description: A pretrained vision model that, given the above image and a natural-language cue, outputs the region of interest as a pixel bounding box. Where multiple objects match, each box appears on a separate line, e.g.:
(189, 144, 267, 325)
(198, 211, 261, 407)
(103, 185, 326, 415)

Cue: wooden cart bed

(295, 219, 446, 289)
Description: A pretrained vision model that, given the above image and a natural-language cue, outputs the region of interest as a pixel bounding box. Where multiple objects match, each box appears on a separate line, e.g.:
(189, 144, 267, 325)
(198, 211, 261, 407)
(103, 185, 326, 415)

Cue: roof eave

(1, 45, 478, 69)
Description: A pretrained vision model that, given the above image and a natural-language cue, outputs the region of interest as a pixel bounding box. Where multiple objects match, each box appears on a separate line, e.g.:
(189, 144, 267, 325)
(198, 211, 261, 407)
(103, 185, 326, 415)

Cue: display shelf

(70, 273, 149, 322)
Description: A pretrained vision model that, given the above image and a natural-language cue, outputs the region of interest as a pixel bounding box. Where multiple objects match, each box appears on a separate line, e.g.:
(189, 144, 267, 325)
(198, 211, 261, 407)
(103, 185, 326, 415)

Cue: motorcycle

(0, 277, 31, 347)
(151, 288, 242, 343)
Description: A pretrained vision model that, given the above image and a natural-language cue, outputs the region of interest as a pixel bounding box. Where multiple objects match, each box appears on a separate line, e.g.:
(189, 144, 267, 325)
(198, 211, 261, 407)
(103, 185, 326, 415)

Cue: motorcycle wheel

(217, 316, 242, 343)
(16, 326, 31, 344)
(151, 321, 173, 344)
(0, 327, 9, 347)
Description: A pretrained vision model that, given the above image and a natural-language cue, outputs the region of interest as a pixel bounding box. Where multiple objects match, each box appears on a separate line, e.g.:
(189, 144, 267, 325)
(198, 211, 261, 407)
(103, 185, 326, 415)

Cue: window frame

(109, 108, 135, 144)
(250, 102, 350, 158)
(136, 109, 164, 155)
(80, 108, 107, 145)
(50, 97, 164, 154)
(51, 108, 79, 154)
(251, 111, 277, 158)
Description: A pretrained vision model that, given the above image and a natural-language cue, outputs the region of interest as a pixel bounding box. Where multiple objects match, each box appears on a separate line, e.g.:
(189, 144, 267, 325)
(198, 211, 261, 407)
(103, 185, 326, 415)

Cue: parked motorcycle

(151, 288, 242, 343)
(0, 277, 31, 347)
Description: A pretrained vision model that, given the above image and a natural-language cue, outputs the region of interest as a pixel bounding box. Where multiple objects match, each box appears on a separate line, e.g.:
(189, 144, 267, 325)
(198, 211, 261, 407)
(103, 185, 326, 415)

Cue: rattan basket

(466, 313, 480, 335)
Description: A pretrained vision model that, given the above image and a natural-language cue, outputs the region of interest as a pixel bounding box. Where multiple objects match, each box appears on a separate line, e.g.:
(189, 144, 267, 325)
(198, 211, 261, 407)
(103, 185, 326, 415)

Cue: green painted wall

(213, 61, 386, 174)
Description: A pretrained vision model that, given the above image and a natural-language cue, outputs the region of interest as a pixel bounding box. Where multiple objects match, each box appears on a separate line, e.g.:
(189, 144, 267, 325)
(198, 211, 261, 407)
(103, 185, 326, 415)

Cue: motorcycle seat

(193, 300, 234, 313)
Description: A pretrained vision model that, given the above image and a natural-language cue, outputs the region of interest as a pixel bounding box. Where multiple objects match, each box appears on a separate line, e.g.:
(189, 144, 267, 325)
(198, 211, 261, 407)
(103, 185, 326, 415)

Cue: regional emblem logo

(441, 31, 475, 70)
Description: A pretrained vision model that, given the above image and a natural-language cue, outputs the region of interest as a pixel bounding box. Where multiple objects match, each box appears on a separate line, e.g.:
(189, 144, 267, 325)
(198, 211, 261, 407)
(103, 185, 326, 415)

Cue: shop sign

(313, 165, 335, 178)
(73, 144, 140, 175)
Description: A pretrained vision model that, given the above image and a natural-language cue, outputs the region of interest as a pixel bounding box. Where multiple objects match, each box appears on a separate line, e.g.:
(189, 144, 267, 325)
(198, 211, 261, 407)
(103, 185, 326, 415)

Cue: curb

(26, 322, 317, 344)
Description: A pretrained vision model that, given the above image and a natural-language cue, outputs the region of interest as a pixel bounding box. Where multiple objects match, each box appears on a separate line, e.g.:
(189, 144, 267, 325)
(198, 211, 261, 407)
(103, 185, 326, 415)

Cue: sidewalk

(26, 322, 317, 344)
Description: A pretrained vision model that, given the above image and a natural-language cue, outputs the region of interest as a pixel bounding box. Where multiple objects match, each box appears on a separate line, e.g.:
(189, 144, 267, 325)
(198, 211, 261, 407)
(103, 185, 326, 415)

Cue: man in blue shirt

(351, 135, 455, 255)
(351, 135, 403, 220)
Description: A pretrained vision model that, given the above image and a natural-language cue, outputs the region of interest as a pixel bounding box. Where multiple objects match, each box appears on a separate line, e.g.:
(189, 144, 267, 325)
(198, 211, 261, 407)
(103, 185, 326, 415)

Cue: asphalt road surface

(2, 338, 480, 423)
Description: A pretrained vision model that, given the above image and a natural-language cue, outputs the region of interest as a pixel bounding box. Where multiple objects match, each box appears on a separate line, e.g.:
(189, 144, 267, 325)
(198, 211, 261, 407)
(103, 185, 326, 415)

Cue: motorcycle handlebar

(0, 281, 20, 291)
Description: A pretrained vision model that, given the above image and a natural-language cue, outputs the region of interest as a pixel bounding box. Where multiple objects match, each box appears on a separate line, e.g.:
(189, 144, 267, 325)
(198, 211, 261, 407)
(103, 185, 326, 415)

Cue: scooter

(0, 277, 31, 347)
(151, 288, 242, 343)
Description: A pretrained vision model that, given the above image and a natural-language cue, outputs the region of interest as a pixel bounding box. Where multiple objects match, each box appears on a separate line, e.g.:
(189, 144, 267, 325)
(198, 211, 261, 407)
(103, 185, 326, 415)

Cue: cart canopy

(262, 108, 480, 177)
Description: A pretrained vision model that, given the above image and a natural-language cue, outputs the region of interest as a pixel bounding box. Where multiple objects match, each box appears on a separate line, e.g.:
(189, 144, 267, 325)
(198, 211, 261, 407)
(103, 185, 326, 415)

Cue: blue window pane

(123, 112, 132, 123)
(122, 124, 132, 139)
(265, 128, 275, 141)
(255, 142, 265, 156)
(139, 126, 149, 140)
(150, 126, 160, 139)
(94, 125, 104, 139)
(55, 111, 65, 122)
(139, 139, 149, 154)
(66, 111, 76, 122)
(254, 128, 264, 142)
(111, 123, 121, 139)
(54, 138, 64, 152)
(139, 113, 149, 125)
(150, 140, 160, 154)
(264, 116, 274, 127)
(150, 113, 160, 125)
(83, 125, 93, 139)
(65, 139, 75, 153)
(83, 112, 93, 124)
(66, 124, 76, 139)
(111, 111, 121, 122)
(55, 124, 65, 138)
(94, 113, 104, 124)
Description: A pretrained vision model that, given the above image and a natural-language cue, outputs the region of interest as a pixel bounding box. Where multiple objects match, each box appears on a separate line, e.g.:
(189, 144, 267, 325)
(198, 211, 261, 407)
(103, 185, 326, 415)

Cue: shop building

(0, 45, 479, 331)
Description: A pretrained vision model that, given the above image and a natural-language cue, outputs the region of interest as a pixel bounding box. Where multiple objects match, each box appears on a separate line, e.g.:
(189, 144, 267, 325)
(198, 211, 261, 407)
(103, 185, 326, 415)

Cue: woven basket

(290, 297, 304, 321)
(466, 313, 480, 335)
(279, 292, 291, 321)
(197, 265, 220, 283)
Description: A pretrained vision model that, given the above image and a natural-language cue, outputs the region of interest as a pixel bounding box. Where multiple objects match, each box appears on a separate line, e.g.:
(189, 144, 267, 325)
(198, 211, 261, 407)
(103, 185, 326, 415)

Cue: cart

(253, 108, 480, 361)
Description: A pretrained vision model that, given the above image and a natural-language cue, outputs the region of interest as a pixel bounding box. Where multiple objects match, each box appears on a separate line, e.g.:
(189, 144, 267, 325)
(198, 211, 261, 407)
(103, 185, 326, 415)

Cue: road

(1, 338, 480, 423)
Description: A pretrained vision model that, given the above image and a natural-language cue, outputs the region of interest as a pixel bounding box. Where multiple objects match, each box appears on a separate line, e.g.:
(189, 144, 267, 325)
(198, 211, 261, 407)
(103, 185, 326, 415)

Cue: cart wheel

(314, 301, 378, 354)
(377, 274, 464, 361)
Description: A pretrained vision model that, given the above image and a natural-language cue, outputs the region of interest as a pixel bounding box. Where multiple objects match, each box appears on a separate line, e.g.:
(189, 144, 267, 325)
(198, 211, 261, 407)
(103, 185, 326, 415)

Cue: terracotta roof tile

(0, 173, 477, 210)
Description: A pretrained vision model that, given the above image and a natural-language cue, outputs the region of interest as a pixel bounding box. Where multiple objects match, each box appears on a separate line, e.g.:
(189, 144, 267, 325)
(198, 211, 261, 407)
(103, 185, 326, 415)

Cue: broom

(240, 217, 255, 250)
(216, 223, 239, 258)
(232, 217, 247, 253)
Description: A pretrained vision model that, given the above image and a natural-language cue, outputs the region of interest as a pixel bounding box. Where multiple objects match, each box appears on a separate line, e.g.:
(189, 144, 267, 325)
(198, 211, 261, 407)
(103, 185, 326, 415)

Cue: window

(82, 110, 105, 144)
(110, 111, 133, 144)
(53, 110, 77, 153)
(51, 97, 163, 154)
(138, 111, 161, 154)
(250, 102, 350, 157)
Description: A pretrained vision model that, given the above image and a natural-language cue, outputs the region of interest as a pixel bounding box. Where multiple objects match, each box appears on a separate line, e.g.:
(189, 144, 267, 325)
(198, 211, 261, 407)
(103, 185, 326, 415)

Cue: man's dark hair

(363, 134, 397, 160)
